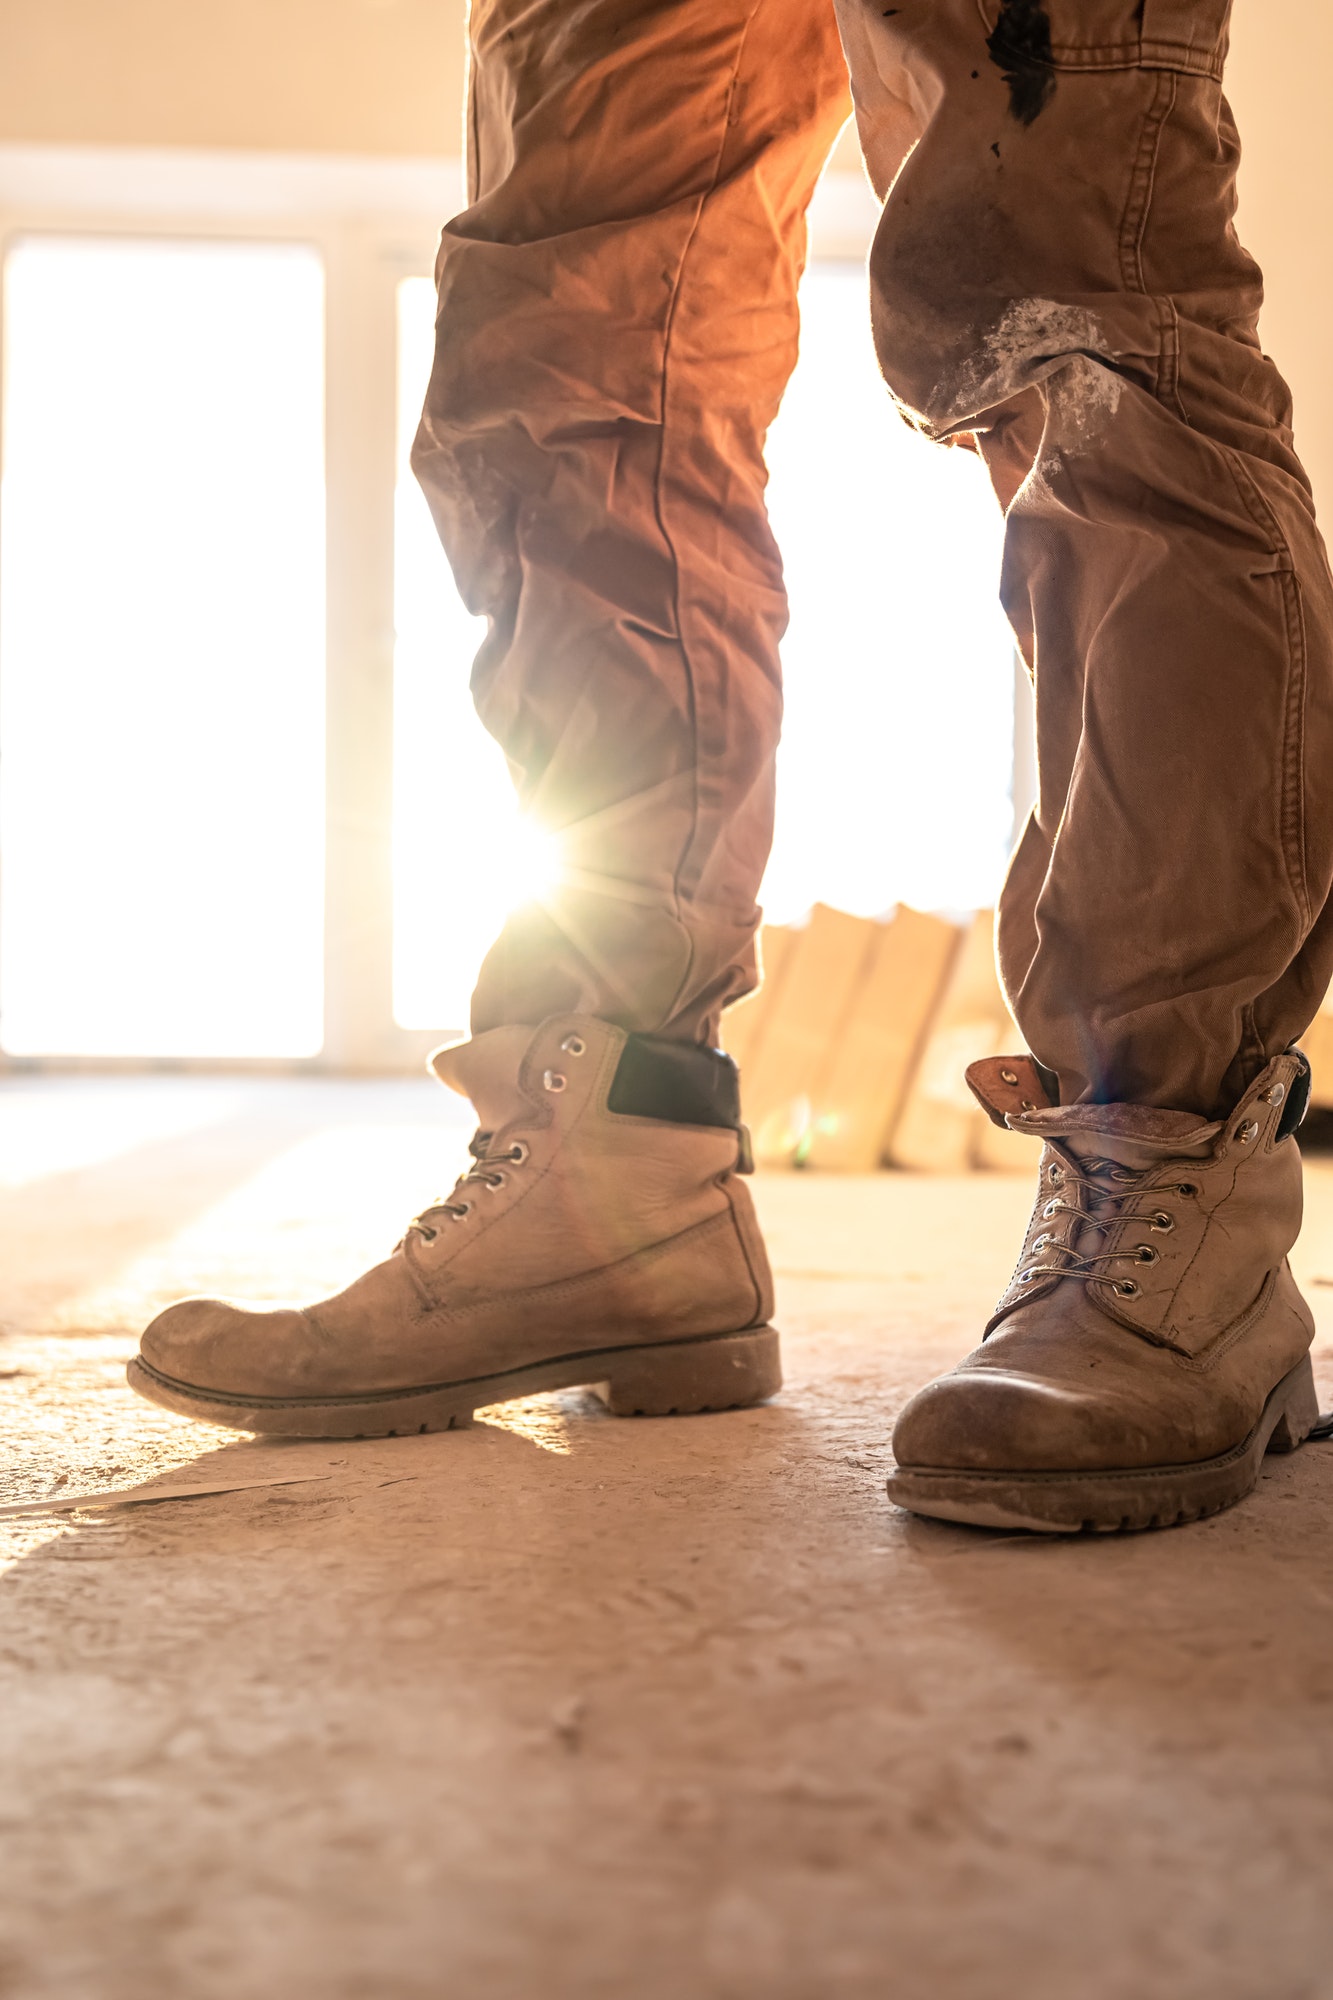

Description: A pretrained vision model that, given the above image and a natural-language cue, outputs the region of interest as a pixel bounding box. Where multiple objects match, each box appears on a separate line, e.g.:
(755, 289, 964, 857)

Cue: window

(392, 275, 556, 1032)
(0, 233, 326, 1057)
(764, 264, 1013, 922)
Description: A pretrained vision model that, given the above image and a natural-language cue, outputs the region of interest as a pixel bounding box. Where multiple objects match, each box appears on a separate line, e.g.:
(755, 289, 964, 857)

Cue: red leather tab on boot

(965, 1055, 1056, 1129)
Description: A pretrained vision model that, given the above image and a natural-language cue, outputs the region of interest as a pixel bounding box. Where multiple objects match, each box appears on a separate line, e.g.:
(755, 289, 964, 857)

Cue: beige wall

(0, 0, 468, 156)
(1228, 0, 1333, 512)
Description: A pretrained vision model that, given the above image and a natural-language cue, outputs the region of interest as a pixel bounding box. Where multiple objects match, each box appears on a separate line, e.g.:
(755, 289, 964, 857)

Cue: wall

(0, 0, 467, 157)
(1227, 0, 1333, 513)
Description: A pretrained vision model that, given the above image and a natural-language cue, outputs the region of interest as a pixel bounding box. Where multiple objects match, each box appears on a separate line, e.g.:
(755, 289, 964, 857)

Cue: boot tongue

(1017, 1101, 1222, 1172)
(1060, 1127, 1215, 1172)
(429, 1027, 539, 1131)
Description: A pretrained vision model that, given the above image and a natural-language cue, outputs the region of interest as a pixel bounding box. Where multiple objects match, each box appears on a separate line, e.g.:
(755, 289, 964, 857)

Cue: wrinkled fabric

(413, 0, 1333, 1119)
(413, 0, 852, 1044)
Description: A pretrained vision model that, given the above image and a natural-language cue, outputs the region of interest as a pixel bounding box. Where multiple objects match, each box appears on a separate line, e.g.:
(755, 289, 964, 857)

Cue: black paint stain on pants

(987, 0, 1057, 125)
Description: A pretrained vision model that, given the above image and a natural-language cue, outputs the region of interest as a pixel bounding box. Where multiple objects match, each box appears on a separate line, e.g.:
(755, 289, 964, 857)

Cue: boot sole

(126, 1325, 781, 1439)
(885, 1354, 1320, 1534)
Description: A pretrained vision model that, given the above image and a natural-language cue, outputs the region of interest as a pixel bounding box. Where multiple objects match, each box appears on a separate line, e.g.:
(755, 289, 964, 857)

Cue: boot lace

(1016, 1156, 1200, 1301)
(403, 1129, 531, 1243)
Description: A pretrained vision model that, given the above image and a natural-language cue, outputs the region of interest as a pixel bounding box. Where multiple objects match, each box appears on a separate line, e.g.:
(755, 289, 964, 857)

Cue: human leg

(129, 0, 850, 1437)
(837, 0, 1333, 1115)
(833, 0, 1333, 1526)
(413, 0, 851, 1045)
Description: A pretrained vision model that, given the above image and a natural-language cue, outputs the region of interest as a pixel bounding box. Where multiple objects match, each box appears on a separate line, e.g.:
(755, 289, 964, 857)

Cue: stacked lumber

(721, 904, 1040, 1172)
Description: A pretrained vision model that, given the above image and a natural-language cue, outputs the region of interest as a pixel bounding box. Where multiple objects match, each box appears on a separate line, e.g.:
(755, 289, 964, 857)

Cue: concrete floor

(5, 1076, 1333, 1999)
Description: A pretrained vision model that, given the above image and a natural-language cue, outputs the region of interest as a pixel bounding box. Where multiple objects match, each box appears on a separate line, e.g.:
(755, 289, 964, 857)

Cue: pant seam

(1116, 71, 1191, 425)
(1117, 69, 1175, 295)
(650, 0, 767, 1032)
(1214, 442, 1311, 927)
(1156, 296, 1187, 422)
(1045, 44, 1223, 82)
(1237, 1001, 1267, 1086)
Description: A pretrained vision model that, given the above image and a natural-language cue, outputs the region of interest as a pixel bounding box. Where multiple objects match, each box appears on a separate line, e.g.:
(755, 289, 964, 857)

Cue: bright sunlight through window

(391, 265, 1014, 1028)
(0, 236, 326, 1058)
(393, 276, 554, 1030)
(764, 265, 1014, 922)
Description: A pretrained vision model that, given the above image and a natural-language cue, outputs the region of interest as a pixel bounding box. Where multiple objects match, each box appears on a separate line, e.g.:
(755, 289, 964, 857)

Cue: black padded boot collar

(607, 1035, 752, 1167)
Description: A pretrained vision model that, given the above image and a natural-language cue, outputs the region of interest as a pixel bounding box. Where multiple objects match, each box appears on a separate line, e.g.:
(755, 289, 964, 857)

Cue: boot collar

(967, 1049, 1308, 1166)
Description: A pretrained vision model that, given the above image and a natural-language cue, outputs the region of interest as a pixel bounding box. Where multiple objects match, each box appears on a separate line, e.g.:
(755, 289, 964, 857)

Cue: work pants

(412, 0, 1333, 1118)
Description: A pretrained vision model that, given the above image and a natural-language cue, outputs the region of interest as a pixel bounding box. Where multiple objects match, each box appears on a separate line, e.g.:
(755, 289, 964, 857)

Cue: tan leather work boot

(887, 1049, 1320, 1534)
(128, 1017, 777, 1437)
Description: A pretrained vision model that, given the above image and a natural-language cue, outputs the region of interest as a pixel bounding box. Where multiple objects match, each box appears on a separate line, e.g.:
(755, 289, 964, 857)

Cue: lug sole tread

(126, 1325, 781, 1439)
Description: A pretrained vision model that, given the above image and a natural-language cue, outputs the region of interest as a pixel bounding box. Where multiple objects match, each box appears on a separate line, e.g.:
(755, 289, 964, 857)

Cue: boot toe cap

(139, 1298, 309, 1398)
(892, 1368, 1162, 1474)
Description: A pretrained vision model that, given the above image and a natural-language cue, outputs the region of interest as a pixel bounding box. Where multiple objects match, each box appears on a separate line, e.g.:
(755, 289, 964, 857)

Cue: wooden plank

(740, 905, 880, 1166)
(721, 924, 796, 1074)
(887, 910, 1007, 1172)
(805, 906, 963, 1172)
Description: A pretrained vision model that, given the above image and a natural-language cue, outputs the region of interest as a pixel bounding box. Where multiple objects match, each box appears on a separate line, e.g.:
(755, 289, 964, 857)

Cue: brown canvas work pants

(413, 0, 1333, 1120)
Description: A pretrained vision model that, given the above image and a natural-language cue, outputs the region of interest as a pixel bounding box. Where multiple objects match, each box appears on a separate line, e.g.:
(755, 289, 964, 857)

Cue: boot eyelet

(1149, 1211, 1174, 1232)
(1048, 1165, 1063, 1184)
(416, 1224, 438, 1242)
(1017, 1268, 1036, 1284)
(999, 1067, 1019, 1085)
(1042, 1200, 1059, 1220)
(452, 1202, 472, 1222)
(543, 1070, 567, 1093)
(1235, 1120, 1259, 1144)
(1115, 1279, 1139, 1298)
(1176, 1181, 1198, 1198)
(1260, 1082, 1286, 1107)
(507, 1141, 530, 1165)
(485, 1171, 507, 1192)
(1032, 1234, 1051, 1253)
(1135, 1244, 1158, 1264)
(559, 1034, 586, 1057)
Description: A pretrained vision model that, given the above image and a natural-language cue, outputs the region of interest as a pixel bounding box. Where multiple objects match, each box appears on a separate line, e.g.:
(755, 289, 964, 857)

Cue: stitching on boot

(1159, 1265, 1281, 1374)
(409, 1207, 755, 1327)
(720, 1181, 769, 1327)
(986, 1145, 1071, 1332)
(409, 1025, 613, 1304)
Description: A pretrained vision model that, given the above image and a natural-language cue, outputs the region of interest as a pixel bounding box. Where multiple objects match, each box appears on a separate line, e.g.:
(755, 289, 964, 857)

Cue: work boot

(128, 1017, 777, 1437)
(886, 1049, 1320, 1533)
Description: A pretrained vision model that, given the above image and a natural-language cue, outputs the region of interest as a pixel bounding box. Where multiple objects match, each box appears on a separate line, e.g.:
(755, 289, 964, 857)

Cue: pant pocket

(1137, 0, 1230, 77)
(980, 0, 1229, 81)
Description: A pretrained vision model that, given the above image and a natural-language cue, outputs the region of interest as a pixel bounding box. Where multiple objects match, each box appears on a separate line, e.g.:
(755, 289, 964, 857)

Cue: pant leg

(836, 0, 1333, 1117)
(412, 0, 850, 1045)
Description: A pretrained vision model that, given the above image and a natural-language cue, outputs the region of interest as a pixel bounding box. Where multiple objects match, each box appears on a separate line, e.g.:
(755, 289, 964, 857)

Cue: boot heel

(1266, 1355, 1319, 1454)
(593, 1327, 781, 1418)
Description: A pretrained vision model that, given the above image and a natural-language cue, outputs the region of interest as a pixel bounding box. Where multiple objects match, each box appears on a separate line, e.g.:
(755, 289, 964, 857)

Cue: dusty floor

(4, 1076, 1333, 1999)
